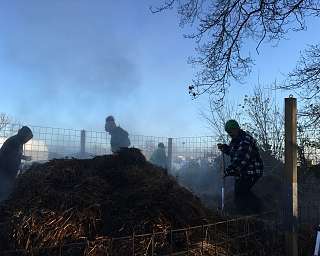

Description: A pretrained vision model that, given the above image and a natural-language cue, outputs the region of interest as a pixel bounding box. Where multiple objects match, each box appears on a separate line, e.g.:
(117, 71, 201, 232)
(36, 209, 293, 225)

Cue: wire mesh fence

(1, 123, 320, 254)
(170, 136, 220, 172)
(1, 123, 320, 166)
(0, 124, 169, 162)
(0, 124, 319, 218)
(0, 212, 284, 256)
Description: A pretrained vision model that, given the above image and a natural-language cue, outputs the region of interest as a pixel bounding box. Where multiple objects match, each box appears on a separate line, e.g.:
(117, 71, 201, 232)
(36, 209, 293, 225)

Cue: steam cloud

(0, 0, 141, 126)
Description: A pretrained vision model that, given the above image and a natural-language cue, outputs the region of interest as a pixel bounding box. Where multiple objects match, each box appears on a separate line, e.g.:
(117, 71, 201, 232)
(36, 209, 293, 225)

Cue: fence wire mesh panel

(171, 136, 219, 163)
(1, 124, 320, 254)
(297, 128, 320, 165)
(81, 131, 169, 159)
(0, 124, 83, 162)
(84, 130, 109, 157)
(0, 125, 169, 163)
(129, 135, 168, 160)
(0, 124, 319, 166)
(169, 136, 223, 209)
(0, 213, 284, 256)
(298, 181, 320, 227)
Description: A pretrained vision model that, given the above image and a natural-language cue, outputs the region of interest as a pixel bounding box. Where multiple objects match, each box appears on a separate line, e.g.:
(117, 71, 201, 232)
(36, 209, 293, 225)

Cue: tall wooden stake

(284, 97, 298, 256)
(167, 138, 173, 171)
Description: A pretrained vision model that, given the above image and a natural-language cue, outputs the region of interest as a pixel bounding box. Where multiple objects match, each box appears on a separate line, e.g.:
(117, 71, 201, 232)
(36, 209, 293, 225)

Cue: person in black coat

(149, 142, 167, 169)
(218, 120, 263, 215)
(0, 126, 33, 200)
(105, 116, 130, 153)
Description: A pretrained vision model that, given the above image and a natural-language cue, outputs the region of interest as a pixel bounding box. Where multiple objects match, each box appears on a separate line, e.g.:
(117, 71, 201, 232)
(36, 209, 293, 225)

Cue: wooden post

(151, 230, 155, 256)
(314, 226, 320, 256)
(284, 97, 298, 256)
(80, 130, 86, 157)
(167, 138, 173, 172)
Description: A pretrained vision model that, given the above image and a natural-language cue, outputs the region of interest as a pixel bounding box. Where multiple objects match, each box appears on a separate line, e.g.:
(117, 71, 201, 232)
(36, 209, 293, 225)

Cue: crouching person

(0, 126, 33, 201)
(105, 115, 130, 153)
(149, 142, 167, 169)
(218, 120, 263, 215)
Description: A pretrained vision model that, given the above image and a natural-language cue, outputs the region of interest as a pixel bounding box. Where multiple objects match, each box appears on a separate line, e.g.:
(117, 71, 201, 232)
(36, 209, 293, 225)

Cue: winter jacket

(110, 126, 130, 153)
(0, 135, 24, 179)
(222, 130, 263, 178)
(149, 148, 167, 168)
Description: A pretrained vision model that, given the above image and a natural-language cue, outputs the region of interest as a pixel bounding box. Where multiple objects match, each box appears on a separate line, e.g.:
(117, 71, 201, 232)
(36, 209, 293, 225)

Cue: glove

(23, 156, 32, 161)
(224, 166, 239, 177)
(224, 167, 231, 177)
(217, 143, 228, 152)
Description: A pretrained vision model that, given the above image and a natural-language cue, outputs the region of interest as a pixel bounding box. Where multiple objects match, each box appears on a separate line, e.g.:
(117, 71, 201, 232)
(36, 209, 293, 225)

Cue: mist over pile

(0, 1, 141, 128)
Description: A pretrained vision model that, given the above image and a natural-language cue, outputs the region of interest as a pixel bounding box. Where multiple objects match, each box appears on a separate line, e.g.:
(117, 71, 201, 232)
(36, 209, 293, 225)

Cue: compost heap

(0, 148, 213, 254)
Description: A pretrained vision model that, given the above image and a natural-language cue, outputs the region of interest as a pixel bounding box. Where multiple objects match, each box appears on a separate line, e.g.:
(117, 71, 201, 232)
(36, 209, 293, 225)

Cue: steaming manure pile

(0, 148, 216, 255)
(0, 148, 284, 255)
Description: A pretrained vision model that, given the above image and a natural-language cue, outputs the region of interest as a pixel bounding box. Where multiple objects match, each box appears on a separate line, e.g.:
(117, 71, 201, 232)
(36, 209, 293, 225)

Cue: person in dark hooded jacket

(105, 116, 130, 153)
(0, 126, 33, 200)
(149, 142, 167, 169)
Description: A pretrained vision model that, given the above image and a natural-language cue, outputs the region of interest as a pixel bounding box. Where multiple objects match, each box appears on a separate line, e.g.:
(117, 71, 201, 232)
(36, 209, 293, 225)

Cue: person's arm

(117, 128, 130, 148)
(21, 155, 32, 161)
(217, 143, 231, 155)
(123, 130, 130, 147)
(149, 151, 156, 163)
(225, 139, 252, 177)
(20, 144, 31, 161)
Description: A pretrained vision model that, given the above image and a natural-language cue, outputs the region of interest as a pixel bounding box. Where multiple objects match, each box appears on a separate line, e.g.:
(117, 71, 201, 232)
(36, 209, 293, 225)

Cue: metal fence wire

(0, 124, 169, 162)
(0, 124, 320, 254)
(0, 213, 284, 256)
(1, 124, 320, 165)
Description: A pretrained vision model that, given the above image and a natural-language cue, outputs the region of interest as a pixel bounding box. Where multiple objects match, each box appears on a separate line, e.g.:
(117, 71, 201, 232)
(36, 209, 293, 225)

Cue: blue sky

(0, 0, 319, 137)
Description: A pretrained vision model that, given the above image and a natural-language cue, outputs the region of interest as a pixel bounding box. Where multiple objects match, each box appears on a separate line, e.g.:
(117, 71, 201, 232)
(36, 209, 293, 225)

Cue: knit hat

(225, 120, 240, 132)
(106, 116, 115, 122)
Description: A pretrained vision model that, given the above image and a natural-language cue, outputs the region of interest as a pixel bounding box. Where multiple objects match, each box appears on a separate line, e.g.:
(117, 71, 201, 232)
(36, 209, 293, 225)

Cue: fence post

(170, 229, 173, 255)
(284, 97, 298, 256)
(201, 224, 204, 254)
(132, 232, 135, 256)
(80, 130, 86, 157)
(167, 138, 173, 172)
(314, 225, 320, 256)
(186, 227, 189, 255)
(151, 231, 155, 256)
(110, 238, 113, 256)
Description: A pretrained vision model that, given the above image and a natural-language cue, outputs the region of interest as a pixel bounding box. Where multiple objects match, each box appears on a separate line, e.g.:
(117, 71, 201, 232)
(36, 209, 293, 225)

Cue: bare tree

(295, 116, 320, 167)
(240, 85, 284, 158)
(287, 45, 320, 95)
(202, 84, 284, 157)
(200, 96, 242, 142)
(0, 113, 10, 131)
(152, 0, 320, 102)
(280, 44, 320, 126)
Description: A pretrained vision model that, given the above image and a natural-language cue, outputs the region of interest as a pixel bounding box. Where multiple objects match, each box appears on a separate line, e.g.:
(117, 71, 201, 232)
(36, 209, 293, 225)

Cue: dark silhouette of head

(158, 142, 165, 149)
(105, 115, 116, 133)
(225, 120, 240, 139)
(17, 126, 33, 143)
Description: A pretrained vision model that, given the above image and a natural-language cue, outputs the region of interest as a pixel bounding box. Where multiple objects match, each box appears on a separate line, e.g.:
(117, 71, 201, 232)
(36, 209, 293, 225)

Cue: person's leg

(0, 179, 9, 202)
(234, 178, 250, 215)
(247, 176, 262, 214)
(245, 191, 262, 214)
(234, 177, 262, 215)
